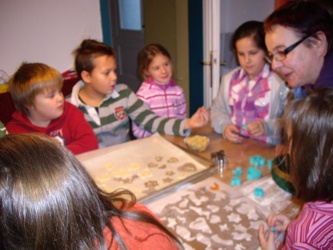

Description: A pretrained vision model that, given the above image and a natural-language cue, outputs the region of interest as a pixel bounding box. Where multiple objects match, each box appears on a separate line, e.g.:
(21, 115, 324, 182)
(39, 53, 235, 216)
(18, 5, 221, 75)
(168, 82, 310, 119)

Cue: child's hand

(185, 107, 209, 129)
(267, 214, 290, 232)
(258, 224, 278, 250)
(247, 120, 265, 137)
(258, 214, 290, 250)
(224, 124, 243, 143)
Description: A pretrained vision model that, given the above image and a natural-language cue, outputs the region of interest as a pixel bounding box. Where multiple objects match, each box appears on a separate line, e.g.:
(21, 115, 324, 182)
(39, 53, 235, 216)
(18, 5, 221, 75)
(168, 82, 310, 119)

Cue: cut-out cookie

(155, 156, 163, 162)
(246, 167, 262, 180)
(113, 175, 139, 184)
(105, 164, 114, 171)
(165, 171, 175, 176)
(129, 162, 141, 170)
(138, 169, 153, 178)
(147, 162, 158, 168)
(231, 177, 241, 186)
(144, 180, 159, 188)
(254, 187, 264, 197)
(167, 157, 179, 163)
(178, 163, 197, 172)
(113, 169, 130, 178)
(95, 173, 111, 183)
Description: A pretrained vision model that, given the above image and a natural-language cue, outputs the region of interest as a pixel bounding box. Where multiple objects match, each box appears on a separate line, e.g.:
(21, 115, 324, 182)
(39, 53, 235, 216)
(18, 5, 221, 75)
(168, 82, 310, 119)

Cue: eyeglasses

(265, 34, 311, 64)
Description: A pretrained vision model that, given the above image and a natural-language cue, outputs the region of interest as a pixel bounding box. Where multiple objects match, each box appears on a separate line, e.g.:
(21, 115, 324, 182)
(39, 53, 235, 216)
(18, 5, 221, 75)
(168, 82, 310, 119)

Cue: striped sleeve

(0, 121, 7, 137)
(283, 202, 333, 249)
(123, 87, 187, 136)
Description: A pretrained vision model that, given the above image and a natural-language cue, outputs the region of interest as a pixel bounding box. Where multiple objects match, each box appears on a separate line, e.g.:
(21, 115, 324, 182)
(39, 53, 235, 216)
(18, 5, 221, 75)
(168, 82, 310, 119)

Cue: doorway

(109, 0, 144, 92)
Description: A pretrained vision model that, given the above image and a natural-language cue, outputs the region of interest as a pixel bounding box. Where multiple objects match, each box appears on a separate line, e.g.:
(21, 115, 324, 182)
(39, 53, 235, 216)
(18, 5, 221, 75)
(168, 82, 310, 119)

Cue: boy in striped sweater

(67, 39, 209, 148)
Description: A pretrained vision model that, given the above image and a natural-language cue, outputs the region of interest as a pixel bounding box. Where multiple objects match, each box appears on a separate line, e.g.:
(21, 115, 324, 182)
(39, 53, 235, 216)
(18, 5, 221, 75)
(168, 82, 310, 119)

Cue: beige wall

(143, 0, 190, 114)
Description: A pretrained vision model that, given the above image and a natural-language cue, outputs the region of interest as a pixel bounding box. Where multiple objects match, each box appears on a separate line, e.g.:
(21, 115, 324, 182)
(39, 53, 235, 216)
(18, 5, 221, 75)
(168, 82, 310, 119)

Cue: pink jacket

(132, 77, 187, 138)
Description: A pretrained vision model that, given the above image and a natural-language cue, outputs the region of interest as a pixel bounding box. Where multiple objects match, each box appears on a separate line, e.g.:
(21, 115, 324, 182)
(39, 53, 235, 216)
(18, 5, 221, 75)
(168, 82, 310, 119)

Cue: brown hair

(73, 39, 116, 81)
(264, 1, 333, 53)
(230, 20, 266, 56)
(137, 44, 172, 81)
(9, 62, 63, 115)
(283, 89, 333, 202)
(0, 133, 183, 249)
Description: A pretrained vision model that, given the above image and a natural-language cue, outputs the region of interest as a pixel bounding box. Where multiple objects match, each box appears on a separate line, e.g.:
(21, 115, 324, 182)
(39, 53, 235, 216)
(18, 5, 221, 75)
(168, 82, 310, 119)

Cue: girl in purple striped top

(132, 44, 187, 138)
(210, 21, 287, 145)
(259, 89, 333, 249)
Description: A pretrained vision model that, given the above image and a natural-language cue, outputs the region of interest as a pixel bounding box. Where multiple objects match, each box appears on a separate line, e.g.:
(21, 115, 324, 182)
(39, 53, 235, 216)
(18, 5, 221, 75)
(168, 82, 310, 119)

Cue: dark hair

(73, 39, 116, 81)
(283, 89, 333, 202)
(0, 133, 182, 249)
(264, 1, 333, 53)
(9, 62, 63, 115)
(230, 20, 266, 55)
(137, 43, 172, 81)
(305, 0, 333, 17)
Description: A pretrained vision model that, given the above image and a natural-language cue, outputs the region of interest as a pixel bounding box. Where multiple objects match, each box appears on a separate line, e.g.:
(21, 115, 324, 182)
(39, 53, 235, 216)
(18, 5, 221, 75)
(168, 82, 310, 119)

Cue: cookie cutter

(211, 150, 226, 174)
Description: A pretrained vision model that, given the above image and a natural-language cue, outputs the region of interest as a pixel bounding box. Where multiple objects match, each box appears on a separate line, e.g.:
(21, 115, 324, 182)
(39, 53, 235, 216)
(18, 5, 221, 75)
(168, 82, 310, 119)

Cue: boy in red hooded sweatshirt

(7, 62, 98, 155)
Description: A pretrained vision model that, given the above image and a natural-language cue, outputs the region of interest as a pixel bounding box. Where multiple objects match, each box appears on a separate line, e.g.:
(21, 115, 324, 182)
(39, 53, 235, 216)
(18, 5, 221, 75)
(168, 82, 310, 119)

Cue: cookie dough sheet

(147, 176, 268, 250)
(79, 134, 209, 200)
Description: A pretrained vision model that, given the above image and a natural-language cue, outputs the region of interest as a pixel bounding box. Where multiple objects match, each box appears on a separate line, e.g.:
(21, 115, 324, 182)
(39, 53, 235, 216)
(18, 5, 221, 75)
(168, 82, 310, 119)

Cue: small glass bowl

(184, 135, 210, 152)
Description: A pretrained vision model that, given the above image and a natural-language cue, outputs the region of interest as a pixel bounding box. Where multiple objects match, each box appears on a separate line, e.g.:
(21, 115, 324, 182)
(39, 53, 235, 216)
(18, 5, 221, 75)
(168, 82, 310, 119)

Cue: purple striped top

(283, 201, 333, 249)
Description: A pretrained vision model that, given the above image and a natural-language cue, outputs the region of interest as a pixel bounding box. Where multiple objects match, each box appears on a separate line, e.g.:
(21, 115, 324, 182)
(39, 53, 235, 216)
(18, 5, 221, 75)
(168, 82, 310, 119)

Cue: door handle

(200, 60, 227, 66)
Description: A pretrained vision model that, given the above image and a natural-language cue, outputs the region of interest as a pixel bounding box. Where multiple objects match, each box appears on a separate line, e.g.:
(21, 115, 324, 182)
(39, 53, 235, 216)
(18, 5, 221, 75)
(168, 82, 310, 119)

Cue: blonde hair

(9, 62, 63, 114)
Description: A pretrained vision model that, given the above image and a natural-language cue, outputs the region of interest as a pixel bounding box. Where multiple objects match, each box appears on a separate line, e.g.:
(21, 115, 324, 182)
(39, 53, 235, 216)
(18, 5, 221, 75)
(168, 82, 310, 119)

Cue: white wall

(0, 0, 103, 76)
(220, 0, 275, 33)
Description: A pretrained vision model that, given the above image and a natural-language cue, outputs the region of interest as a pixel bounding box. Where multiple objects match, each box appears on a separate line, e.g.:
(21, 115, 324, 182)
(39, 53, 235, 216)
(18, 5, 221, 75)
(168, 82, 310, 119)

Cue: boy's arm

(126, 88, 187, 136)
(66, 105, 99, 155)
(0, 121, 7, 137)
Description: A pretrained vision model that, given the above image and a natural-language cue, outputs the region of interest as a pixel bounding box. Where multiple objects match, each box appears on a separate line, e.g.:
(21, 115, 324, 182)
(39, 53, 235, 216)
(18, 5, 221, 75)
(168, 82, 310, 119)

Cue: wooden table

(162, 125, 276, 183)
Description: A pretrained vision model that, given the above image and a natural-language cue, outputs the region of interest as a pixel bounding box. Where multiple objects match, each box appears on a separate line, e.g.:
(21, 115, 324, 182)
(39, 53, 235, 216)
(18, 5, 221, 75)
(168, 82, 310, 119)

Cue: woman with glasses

(264, 1, 333, 98)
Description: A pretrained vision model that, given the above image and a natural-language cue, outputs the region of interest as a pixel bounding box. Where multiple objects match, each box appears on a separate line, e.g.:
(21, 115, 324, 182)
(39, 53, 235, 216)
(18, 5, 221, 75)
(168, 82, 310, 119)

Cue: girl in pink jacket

(132, 44, 187, 138)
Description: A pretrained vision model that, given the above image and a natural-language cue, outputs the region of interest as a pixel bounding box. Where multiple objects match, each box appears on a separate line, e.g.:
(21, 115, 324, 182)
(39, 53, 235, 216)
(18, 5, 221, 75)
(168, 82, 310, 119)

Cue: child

(0, 133, 182, 249)
(132, 44, 187, 138)
(0, 121, 7, 137)
(210, 21, 287, 145)
(259, 89, 333, 249)
(6, 62, 98, 155)
(67, 39, 209, 148)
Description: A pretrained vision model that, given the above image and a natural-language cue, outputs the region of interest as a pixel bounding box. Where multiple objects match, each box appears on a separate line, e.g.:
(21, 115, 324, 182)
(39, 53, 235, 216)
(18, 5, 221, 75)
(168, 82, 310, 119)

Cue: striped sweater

(283, 201, 333, 249)
(0, 121, 7, 138)
(132, 77, 187, 138)
(67, 81, 188, 148)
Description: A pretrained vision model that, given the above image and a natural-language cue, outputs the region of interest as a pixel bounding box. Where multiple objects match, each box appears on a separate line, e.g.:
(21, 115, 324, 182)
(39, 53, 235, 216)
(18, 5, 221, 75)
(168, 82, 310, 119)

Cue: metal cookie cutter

(211, 150, 226, 173)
